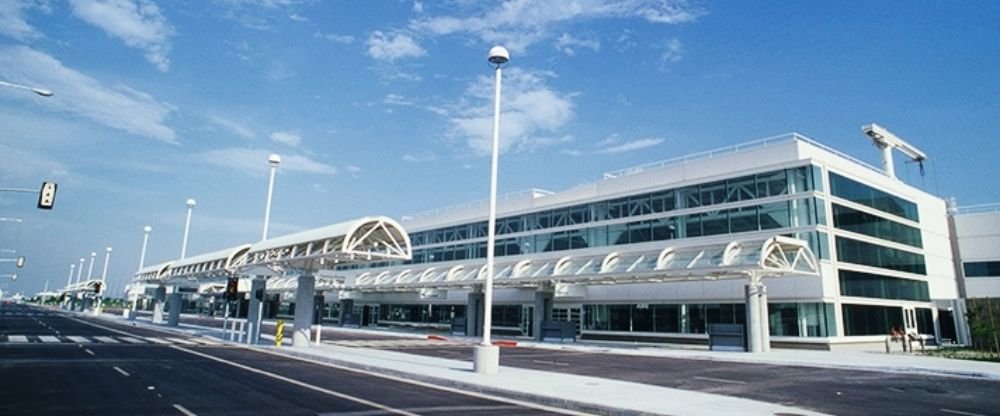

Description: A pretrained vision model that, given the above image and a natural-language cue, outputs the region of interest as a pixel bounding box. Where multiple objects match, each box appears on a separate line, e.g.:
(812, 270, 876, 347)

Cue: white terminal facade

(124, 129, 970, 350)
(335, 132, 962, 349)
(952, 205, 1000, 299)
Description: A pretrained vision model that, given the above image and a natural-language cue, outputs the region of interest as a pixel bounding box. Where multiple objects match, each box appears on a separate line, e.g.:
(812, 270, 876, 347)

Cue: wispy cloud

(409, 0, 704, 54)
(446, 68, 575, 155)
(316, 32, 354, 44)
(366, 31, 426, 62)
(659, 37, 683, 64)
(402, 151, 438, 163)
(555, 33, 600, 56)
(69, 0, 174, 72)
(596, 137, 664, 154)
(208, 114, 256, 139)
(0, 0, 50, 40)
(0, 45, 177, 143)
(195, 148, 337, 176)
(212, 0, 307, 30)
(269, 130, 302, 147)
(0, 144, 70, 182)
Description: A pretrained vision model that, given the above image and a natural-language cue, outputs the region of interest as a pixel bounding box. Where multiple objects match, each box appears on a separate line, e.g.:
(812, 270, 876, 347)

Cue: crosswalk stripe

(38, 335, 61, 343)
(8, 335, 29, 343)
(94, 336, 120, 343)
(143, 337, 171, 344)
(118, 337, 146, 344)
(67, 336, 91, 343)
(166, 337, 197, 345)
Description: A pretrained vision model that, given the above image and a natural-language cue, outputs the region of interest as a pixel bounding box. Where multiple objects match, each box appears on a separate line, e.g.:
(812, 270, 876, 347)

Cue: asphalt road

(132, 310, 1000, 416)
(0, 303, 579, 416)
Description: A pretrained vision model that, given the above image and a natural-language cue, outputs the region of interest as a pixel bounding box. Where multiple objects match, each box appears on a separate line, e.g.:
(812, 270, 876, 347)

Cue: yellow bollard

(275, 320, 284, 347)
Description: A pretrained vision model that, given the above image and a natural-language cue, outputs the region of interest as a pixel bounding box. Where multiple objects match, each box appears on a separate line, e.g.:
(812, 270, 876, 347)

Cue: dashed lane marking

(173, 404, 197, 416)
(38, 335, 60, 343)
(166, 337, 198, 346)
(67, 336, 91, 343)
(119, 337, 147, 344)
(8, 335, 29, 343)
(113, 366, 130, 377)
(94, 336, 120, 343)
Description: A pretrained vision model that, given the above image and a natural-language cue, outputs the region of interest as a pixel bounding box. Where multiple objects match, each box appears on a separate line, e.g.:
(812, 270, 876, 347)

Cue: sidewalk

(106, 312, 829, 416)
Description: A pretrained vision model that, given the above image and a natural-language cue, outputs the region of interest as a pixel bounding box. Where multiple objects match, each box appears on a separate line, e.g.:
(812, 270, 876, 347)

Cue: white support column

(758, 283, 770, 353)
(746, 279, 762, 353)
(292, 274, 316, 347)
(167, 292, 182, 327)
(152, 286, 167, 324)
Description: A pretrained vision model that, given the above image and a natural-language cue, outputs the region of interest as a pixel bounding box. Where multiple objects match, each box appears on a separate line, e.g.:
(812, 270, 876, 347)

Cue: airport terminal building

(333, 132, 962, 349)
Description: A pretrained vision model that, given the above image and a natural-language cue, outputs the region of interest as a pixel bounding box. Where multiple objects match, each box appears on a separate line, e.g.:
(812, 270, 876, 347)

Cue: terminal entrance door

(903, 306, 918, 334)
(553, 305, 582, 335)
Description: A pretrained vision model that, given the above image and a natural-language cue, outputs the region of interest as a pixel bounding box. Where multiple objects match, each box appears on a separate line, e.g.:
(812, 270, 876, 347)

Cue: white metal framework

(167, 244, 252, 281)
(134, 262, 171, 282)
(348, 236, 818, 292)
(241, 216, 412, 271)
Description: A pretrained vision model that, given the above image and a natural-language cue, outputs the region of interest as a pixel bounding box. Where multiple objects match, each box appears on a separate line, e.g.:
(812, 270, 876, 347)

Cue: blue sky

(1, 1, 998, 297)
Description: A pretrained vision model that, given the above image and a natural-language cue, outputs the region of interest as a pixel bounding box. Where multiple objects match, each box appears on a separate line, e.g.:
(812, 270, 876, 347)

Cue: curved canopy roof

(241, 216, 412, 271)
(347, 236, 818, 292)
(63, 279, 103, 294)
(166, 244, 252, 281)
(134, 262, 171, 283)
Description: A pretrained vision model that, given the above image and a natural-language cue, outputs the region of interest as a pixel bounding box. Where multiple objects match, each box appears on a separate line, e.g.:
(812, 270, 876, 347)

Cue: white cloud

(288, 13, 306, 22)
(69, 0, 175, 72)
(212, 0, 305, 30)
(412, 1, 424, 13)
(660, 37, 683, 63)
(402, 151, 438, 163)
(555, 33, 600, 56)
(196, 148, 337, 176)
(0, 45, 177, 143)
(208, 115, 256, 139)
(0, 144, 70, 182)
(596, 137, 664, 154)
(384, 93, 414, 106)
(317, 32, 354, 44)
(446, 68, 575, 155)
(270, 131, 302, 147)
(0, 0, 49, 40)
(345, 165, 362, 175)
(410, 0, 704, 54)
(366, 31, 426, 62)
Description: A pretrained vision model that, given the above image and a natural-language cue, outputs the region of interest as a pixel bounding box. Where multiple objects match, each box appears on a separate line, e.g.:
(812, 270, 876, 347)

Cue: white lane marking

(85, 349, 95, 356)
(194, 337, 222, 346)
(692, 376, 747, 385)
(249, 346, 593, 416)
(143, 337, 172, 345)
(38, 335, 61, 343)
(940, 409, 987, 416)
(166, 337, 197, 346)
(94, 336, 120, 343)
(171, 346, 419, 416)
(173, 404, 197, 416)
(67, 336, 91, 343)
(113, 366, 130, 377)
(8, 335, 29, 343)
(119, 337, 146, 344)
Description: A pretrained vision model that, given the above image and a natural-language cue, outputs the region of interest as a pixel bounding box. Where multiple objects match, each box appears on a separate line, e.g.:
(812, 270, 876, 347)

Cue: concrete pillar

(247, 278, 265, 344)
(167, 292, 182, 327)
(746, 283, 762, 353)
(533, 289, 554, 341)
(292, 274, 316, 347)
(81, 297, 92, 312)
(152, 286, 167, 324)
(759, 284, 770, 353)
(467, 290, 485, 337)
(339, 298, 355, 326)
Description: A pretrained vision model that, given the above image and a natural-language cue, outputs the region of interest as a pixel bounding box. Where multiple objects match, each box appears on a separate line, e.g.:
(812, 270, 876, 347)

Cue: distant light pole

(76, 258, 84, 284)
(66, 264, 75, 288)
(0, 80, 53, 97)
(100, 247, 112, 284)
(86, 252, 96, 280)
(180, 199, 196, 259)
(138, 225, 152, 269)
(262, 154, 281, 240)
(473, 45, 509, 375)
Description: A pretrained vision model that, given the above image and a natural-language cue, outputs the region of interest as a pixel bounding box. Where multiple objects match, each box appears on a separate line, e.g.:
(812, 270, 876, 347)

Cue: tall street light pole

(76, 258, 84, 284)
(181, 199, 196, 260)
(0, 80, 54, 97)
(66, 264, 75, 288)
(262, 154, 281, 241)
(473, 45, 509, 375)
(86, 252, 96, 280)
(138, 226, 152, 269)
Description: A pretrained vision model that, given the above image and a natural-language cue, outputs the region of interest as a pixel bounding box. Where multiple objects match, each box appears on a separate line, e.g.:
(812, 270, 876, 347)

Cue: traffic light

(225, 278, 238, 301)
(94, 281, 102, 294)
(37, 181, 57, 210)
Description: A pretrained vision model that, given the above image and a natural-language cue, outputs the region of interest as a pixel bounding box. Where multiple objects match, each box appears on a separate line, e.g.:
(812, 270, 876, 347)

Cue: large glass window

(829, 172, 919, 222)
(836, 237, 926, 275)
(832, 204, 922, 248)
(963, 261, 1000, 277)
(839, 270, 930, 301)
(842, 304, 904, 336)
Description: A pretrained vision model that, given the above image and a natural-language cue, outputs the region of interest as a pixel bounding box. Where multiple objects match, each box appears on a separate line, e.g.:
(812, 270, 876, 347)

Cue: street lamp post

(181, 199, 196, 259)
(262, 154, 281, 241)
(139, 226, 152, 269)
(86, 252, 96, 280)
(66, 264, 75, 288)
(473, 45, 509, 375)
(76, 258, 84, 284)
(0, 80, 53, 97)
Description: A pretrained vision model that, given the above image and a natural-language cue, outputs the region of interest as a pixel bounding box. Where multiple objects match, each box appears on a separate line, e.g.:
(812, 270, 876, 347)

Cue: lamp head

(488, 46, 509, 66)
(268, 153, 281, 166)
(32, 88, 54, 97)
(144, 225, 152, 233)
(186, 198, 197, 208)
(106, 247, 113, 253)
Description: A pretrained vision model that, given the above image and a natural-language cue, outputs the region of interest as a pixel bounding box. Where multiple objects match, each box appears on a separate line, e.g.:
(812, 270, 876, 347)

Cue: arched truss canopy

(167, 244, 252, 281)
(264, 274, 343, 292)
(348, 235, 818, 292)
(133, 262, 171, 283)
(241, 216, 412, 271)
(63, 279, 103, 294)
